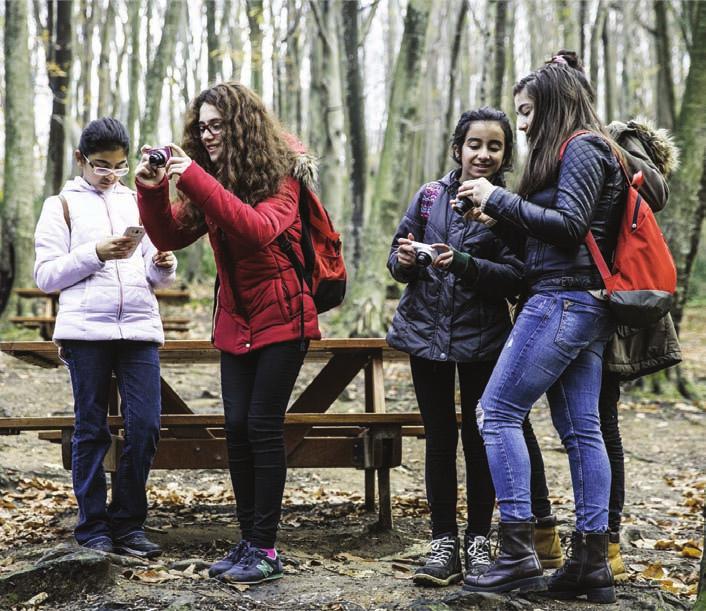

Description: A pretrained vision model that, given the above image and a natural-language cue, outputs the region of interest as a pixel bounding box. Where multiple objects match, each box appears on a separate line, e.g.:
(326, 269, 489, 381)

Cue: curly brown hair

(179, 82, 297, 222)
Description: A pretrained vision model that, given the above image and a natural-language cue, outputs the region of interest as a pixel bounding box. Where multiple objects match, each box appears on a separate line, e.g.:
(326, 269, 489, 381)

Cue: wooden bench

(9, 288, 192, 338)
(0, 339, 417, 529)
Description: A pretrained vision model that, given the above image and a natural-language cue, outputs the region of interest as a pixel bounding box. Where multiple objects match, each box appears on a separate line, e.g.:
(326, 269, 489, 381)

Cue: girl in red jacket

(135, 82, 320, 585)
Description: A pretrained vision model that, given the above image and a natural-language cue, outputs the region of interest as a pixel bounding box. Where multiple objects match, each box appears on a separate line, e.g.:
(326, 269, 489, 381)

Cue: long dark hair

(513, 62, 612, 196)
(451, 107, 513, 187)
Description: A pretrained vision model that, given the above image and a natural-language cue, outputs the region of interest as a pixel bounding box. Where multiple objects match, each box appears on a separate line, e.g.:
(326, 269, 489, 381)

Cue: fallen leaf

(641, 563, 665, 579)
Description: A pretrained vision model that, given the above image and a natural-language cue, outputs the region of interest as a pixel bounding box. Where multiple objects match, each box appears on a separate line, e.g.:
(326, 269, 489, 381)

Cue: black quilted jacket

(485, 133, 626, 292)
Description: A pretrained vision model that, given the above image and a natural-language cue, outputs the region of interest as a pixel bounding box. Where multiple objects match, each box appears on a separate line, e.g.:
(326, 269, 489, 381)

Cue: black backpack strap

(277, 234, 307, 351)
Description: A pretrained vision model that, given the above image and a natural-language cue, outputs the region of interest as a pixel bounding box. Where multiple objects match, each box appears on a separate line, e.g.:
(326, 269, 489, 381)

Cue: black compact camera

(452, 196, 475, 216)
(147, 146, 172, 168)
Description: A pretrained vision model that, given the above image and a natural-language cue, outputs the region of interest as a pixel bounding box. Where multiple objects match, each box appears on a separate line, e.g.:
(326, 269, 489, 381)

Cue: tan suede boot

(534, 515, 564, 569)
(608, 532, 627, 581)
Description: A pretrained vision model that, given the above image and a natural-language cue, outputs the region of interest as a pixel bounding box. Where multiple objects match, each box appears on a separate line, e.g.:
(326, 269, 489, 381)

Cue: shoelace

(426, 538, 456, 567)
(466, 536, 491, 565)
(225, 540, 249, 563)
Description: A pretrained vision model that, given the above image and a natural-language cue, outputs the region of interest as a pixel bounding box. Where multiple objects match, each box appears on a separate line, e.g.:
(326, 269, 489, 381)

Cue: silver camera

(408, 241, 438, 267)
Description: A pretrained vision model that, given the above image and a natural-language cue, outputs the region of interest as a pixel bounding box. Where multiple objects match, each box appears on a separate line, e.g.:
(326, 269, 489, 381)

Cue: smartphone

(122, 226, 145, 257)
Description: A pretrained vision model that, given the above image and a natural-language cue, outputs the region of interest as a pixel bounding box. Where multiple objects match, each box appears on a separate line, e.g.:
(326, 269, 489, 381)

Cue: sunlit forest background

(1, 0, 705, 338)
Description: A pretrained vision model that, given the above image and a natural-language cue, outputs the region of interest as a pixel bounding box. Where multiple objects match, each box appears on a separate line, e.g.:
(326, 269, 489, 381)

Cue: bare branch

(359, 0, 381, 47)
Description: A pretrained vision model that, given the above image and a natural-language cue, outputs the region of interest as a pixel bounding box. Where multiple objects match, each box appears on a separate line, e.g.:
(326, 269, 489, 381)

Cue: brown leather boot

(534, 515, 564, 569)
(463, 521, 545, 594)
(546, 531, 616, 604)
(608, 531, 627, 581)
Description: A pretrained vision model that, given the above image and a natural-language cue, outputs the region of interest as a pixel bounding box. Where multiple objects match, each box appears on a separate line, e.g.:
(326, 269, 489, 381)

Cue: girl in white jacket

(34, 117, 176, 558)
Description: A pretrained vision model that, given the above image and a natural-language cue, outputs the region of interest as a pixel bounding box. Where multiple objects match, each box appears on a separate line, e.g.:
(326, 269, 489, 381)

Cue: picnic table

(0, 338, 429, 529)
(9, 288, 192, 339)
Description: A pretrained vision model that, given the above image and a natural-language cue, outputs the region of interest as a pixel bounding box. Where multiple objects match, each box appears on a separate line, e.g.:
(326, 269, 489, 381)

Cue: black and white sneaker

(464, 532, 492, 577)
(114, 531, 162, 559)
(413, 535, 462, 587)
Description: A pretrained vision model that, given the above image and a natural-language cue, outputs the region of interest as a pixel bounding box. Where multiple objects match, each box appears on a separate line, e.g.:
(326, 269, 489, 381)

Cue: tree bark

(438, 0, 467, 177)
(491, 0, 508, 110)
(126, 0, 141, 187)
(308, 0, 346, 228)
(338, 0, 431, 336)
(341, 0, 367, 271)
(557, 0, 578, 50)
(1, 0, 36, 317)
(140, 1, 184, 146)
(206, 0, 219, 84)
(590, 1, 606, 90)
(44, 0, 72, 198)
(661, 1, 706, 337)
(245, 0, 264, 96)
(282, 0, 303, 134)
(78, 0, 95, 124)
(579, 0, 588, 59)
(654, 0, 676, 131)
(602, 7, 615, 123)
(96, 0, 116, 118)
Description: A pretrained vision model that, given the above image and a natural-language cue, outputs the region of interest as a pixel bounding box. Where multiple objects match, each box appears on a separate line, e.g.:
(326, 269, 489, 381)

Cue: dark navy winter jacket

(386, 170, 522, 363)
(484, 133, 626, 292)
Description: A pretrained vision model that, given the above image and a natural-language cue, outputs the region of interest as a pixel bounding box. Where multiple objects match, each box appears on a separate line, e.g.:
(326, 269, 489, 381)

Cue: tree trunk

(341, 0, 367, 271)
(661, 1, 706, 337)
(338, 0, 431, 336)
(438, 0, 467, 177)
(491, 0, 508, 110)
(504, 0, 516, 115)
(126, 1, 141, 187)
(245, 0, 264, 96)
(557, 0, 578, 50)
(96, 0, 116, 118)
(479, 2, 493, 105)
(44, 0, 72, 199)
(206, 0, 219, 85)
(654, 0, 676, 131)
(590, 1, 606, 90)
(140, 1, 184, 146)
(528, 0, 543, 69)
(308, 0, 346, 228)
(579, 0, 588, 59)
(1, 0, 36, 318)
(283, 0, 302, 134)
(602, 7, 615, 123)
(79, 0, 95, 124)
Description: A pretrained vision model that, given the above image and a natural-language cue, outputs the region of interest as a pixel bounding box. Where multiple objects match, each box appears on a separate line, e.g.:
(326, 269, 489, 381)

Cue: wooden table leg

(376, 468, 392, 530)
(364, 352, 386, 512)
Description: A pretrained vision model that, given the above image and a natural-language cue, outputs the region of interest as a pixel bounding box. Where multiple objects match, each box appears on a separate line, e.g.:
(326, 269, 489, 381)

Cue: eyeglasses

(83, 155, 129, 177)
(194, 121, 224, 139)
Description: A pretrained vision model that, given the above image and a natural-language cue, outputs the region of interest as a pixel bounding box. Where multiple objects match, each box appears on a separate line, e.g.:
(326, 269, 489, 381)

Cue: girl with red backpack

(134, 82, 320, 585)
(459, 63, 627, 603)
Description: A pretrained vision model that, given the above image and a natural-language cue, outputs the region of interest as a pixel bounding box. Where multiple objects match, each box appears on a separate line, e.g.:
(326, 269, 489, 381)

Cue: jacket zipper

(102, 193, 124, 322)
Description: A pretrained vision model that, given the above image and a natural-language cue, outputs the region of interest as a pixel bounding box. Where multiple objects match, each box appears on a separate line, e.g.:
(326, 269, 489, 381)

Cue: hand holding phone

(122, 226, 146, 257)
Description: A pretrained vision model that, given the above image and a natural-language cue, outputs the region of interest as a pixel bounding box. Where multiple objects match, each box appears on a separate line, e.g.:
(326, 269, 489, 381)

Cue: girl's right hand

(396, 233, 417, 268)
(134, 145, 166, 186)
(96, 237, 134, 261)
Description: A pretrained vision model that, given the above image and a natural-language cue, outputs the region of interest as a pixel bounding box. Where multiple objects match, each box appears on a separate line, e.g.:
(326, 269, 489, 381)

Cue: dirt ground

(0, 299, 703, 610)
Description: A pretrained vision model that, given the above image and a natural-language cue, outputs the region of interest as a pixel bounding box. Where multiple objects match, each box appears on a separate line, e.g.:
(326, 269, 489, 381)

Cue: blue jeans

(62, 340, 161, 544)
(478, 291, 615, 532)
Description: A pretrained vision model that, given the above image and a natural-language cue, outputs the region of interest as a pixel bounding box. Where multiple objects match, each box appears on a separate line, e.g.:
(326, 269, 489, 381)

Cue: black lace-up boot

(413, 534, 462, 587)
(463, 521, 545, 593)
(463, 531, 492, 577)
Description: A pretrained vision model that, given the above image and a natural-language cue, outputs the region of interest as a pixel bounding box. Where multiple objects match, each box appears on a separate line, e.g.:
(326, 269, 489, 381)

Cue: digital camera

(408, 241, 438, 267)
(452, 196, 475, 216)
(147, 146, 172, 168)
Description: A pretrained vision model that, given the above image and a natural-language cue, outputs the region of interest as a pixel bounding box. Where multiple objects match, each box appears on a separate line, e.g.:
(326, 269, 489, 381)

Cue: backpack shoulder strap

(58, 194, 71, 232)
(131, 192, 143, 226)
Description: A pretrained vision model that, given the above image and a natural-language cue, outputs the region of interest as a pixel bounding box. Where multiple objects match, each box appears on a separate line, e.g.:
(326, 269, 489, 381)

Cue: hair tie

(552, 55, 568, 65)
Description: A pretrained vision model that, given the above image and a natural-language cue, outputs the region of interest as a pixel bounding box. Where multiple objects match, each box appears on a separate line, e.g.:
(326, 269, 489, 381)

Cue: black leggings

(598, 370, 624, 534)
(410, 356, 551, 538)
(220, 341, 306, 549)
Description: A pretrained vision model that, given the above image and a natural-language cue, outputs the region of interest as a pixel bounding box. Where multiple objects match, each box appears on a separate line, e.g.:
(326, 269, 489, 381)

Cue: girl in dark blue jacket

(387, 108, 558, 587)
(460, 62, 625, 603)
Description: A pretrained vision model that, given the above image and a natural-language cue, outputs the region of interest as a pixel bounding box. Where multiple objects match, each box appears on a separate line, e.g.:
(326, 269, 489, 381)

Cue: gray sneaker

(464, 532, 492, 577)
(413, 535, 462, 587)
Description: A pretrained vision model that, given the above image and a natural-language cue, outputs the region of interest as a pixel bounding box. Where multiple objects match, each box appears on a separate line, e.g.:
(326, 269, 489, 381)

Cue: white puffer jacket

(34, 177, 177, 343)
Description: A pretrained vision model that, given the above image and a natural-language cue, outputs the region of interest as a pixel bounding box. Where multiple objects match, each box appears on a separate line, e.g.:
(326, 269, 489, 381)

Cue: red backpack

(560, 131, 677, 328)
(277, 184, 347, 313)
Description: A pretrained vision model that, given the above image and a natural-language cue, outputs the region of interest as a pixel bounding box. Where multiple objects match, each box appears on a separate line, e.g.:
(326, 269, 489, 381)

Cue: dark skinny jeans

(221, 340, 306, 549)
(410, 356, 551, 538)
(599, 370, 624, 534)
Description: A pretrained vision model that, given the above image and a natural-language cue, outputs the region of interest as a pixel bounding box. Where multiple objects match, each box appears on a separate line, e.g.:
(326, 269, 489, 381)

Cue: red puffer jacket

(136, 162, 320, 355)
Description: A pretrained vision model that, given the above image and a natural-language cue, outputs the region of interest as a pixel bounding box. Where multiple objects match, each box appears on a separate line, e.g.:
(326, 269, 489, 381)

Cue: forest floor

(0, 293, 703, 610)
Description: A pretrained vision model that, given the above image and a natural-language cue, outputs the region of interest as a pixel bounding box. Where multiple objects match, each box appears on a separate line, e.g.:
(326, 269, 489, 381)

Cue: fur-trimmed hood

(608, 117, 680, 177)
(285, 132, 318, 191)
